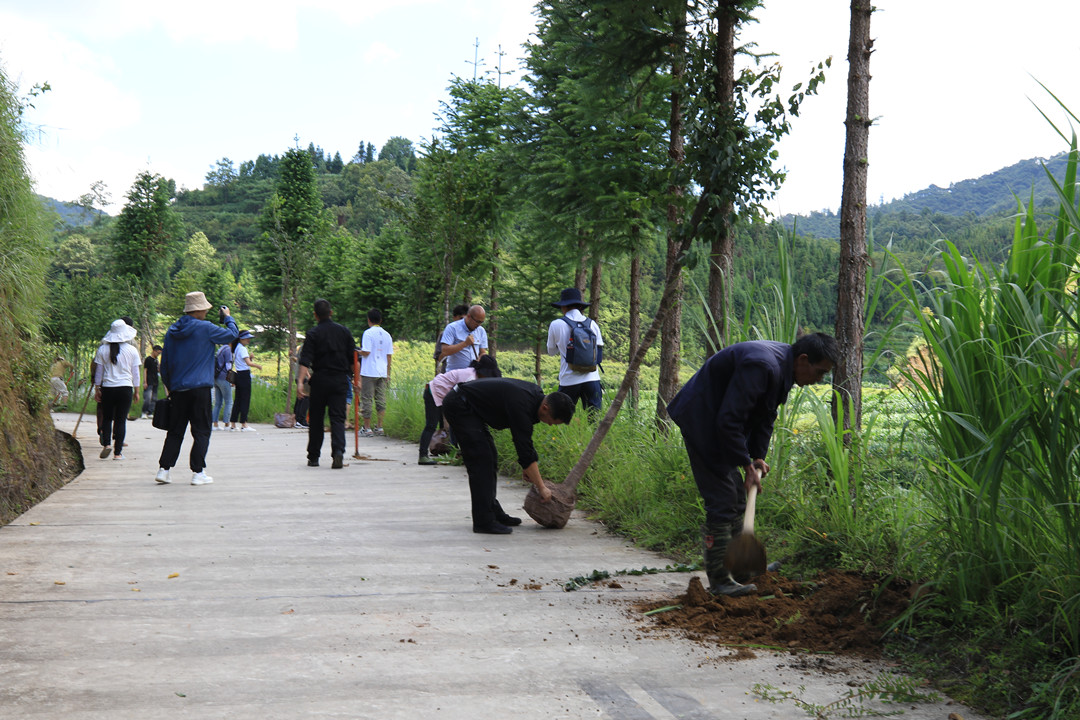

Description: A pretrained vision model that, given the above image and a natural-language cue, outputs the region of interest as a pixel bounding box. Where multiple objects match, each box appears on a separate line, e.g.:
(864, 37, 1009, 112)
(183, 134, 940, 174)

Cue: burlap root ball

(523, 481, 576, 529)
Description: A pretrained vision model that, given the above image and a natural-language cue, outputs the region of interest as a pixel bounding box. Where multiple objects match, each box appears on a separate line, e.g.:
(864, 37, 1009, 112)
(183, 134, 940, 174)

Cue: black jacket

(667, 341, 795, 469)
(299, 319, 356, 376)
(454, 378, 545, 468)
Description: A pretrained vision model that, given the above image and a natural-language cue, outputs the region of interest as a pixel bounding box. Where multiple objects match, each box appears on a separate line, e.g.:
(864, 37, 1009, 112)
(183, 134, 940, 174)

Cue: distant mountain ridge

(781, 152, 1072, 240)
(37, 195, 104, 228)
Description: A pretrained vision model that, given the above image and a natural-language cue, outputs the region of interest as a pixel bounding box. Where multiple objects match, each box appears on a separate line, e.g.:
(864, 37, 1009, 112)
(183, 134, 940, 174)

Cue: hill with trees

(39, 142, 1067, 376)
(780, 152, 1072, 259)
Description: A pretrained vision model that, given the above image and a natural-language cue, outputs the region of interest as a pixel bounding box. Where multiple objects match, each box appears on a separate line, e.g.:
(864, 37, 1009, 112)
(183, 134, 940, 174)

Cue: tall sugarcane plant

(892, 113, 1080, 656)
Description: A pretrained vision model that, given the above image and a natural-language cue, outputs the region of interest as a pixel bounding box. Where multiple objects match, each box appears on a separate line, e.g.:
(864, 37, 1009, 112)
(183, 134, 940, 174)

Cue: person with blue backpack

(211, 342, 233, 430)
(546, 287, 604, 416)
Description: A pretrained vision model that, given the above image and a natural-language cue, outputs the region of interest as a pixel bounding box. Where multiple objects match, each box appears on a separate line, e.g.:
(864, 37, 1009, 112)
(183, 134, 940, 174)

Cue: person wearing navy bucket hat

(546, 288, 605, 417)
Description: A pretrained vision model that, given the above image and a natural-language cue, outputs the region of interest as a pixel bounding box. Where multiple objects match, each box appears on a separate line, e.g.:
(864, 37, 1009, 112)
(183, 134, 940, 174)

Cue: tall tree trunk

(833, 0, 874, 433)
(488, 235, 499, 357)
(534, 332, 543, 385)
(589, 259, 602, 322)
(574, 233, 588, 290)
(705, 5, 737, 355)
(564, 191, 715, 488)
(628, 251, 641, 407)
(283, 288, 297, 412)
(442, 247, 453, 327)
(656, 9, 687, 424)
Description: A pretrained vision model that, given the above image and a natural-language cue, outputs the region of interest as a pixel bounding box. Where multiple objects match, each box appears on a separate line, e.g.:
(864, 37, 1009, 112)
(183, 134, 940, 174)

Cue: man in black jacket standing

(297, 299, 358, 469)
(442, 378, 575, 534)
(667, 333, 837, 597)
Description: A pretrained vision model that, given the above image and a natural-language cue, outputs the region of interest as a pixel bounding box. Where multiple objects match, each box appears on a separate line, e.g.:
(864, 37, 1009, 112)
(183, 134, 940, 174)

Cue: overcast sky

(2, 0, 1079, 216)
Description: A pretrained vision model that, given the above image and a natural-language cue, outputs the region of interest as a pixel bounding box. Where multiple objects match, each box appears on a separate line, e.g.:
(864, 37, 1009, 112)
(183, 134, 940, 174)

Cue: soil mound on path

(635, 570, 911, 657)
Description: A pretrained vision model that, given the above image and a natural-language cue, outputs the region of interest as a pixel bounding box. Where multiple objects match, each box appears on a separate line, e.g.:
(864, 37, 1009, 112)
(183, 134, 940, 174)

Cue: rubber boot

(702, 523, 756, 597)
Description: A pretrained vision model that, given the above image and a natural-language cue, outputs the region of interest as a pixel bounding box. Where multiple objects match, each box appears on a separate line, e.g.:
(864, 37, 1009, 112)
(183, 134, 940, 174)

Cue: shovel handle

(744, 483, 758, 535)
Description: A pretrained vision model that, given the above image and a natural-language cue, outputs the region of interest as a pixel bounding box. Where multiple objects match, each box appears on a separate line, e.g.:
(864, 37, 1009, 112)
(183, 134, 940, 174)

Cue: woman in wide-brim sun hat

(93, 319, 141, 460)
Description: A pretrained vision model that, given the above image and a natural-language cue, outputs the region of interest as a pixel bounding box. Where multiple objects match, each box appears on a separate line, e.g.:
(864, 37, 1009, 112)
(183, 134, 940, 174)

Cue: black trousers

(307, 372, 347, 461)
(158, 387, 213, 473)
(230, 370, 252, 424)
(441, 390, 509, 529)
(681, 429, 746, 527)
(418, 385, 442, 457)
(99, 386, 133, 455)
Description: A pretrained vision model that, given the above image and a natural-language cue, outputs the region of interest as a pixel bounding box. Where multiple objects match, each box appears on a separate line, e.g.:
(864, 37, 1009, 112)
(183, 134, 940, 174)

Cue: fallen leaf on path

(167, 573, 179, 579)
(54, 581, 65, 585)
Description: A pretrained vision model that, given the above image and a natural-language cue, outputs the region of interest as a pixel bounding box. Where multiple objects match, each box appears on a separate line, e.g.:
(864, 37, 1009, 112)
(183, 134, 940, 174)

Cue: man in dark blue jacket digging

(667, 333, 837, 596)
(156, 291, 238, 486)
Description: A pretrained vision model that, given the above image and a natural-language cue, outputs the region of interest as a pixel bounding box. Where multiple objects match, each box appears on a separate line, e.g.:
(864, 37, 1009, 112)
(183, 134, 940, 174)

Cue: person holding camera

(155, 292, 238, 486)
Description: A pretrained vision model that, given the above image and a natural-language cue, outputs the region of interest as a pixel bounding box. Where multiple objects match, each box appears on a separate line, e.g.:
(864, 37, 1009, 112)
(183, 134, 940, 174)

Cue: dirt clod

(636, 570, 910, 657)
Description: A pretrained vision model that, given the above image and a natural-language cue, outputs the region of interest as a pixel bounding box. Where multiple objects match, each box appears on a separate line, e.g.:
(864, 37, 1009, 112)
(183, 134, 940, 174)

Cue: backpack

(561, 316, 602, 372)
(214, 346, 229, 378)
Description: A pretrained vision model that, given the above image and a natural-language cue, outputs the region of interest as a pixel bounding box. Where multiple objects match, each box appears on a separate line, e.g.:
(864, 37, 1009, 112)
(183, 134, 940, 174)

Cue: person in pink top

(418, 354, 500, 465)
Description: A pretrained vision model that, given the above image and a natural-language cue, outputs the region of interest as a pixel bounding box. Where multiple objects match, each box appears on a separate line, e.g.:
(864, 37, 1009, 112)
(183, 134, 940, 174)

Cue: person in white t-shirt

(93, 319, 141, 460)
(358, 308, 394, 436)
(228, 329, 263, 432)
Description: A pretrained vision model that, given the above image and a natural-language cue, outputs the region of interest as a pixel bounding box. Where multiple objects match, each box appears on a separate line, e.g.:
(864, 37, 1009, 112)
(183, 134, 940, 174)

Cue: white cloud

(1, 13, 140, 137)
(363, 41, 400, 65)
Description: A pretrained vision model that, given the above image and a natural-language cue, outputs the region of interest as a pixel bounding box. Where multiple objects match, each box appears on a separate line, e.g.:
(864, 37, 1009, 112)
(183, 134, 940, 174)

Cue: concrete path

(0, 413, 984, 719)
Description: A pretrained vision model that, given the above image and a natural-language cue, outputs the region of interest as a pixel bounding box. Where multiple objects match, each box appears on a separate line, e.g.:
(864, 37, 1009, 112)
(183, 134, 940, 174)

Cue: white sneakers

(240, 426, 256, 433)
(156, 469, 213, 485)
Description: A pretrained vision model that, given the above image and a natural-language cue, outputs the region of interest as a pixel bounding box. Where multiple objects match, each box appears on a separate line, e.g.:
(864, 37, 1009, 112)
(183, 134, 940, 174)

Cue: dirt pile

(635, 570, 912, 657)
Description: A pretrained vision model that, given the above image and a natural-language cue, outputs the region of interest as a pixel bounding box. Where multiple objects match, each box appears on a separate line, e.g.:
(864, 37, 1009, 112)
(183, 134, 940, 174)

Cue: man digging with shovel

(667, 333, 837, 597)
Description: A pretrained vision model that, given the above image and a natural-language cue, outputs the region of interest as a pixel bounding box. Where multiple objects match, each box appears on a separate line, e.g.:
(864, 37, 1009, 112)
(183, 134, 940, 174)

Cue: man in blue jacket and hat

(156, 291, 238, 486)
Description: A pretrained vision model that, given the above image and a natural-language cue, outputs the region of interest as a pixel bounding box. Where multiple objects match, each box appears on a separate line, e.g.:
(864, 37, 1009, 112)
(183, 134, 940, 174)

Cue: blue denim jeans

(212, 377, 233, 424)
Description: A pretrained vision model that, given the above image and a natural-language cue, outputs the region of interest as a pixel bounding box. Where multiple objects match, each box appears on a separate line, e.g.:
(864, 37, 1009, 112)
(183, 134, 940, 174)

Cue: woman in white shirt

(228, 329, 263, 432)
(93, 319, 141, 460)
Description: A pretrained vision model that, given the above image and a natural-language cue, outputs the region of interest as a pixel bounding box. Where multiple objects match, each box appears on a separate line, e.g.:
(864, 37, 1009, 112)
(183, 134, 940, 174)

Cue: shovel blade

(724, 531, 767, 579)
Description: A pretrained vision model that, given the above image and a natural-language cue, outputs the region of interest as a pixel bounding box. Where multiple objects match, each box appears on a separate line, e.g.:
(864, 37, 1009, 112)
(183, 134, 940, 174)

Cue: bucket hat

(103, 319, 137, 343)
(183, 291, 213, 313)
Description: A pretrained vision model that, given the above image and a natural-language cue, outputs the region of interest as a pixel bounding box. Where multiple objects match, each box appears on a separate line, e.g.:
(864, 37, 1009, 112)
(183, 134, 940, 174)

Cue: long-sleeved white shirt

(94, 342, 142, 389)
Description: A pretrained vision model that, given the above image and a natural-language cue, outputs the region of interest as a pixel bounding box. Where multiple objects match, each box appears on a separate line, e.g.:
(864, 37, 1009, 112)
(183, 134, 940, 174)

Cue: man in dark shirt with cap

(297, 299, 358, 469)
(442, 378, 575, 534)
(667, 332, 837, 597)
